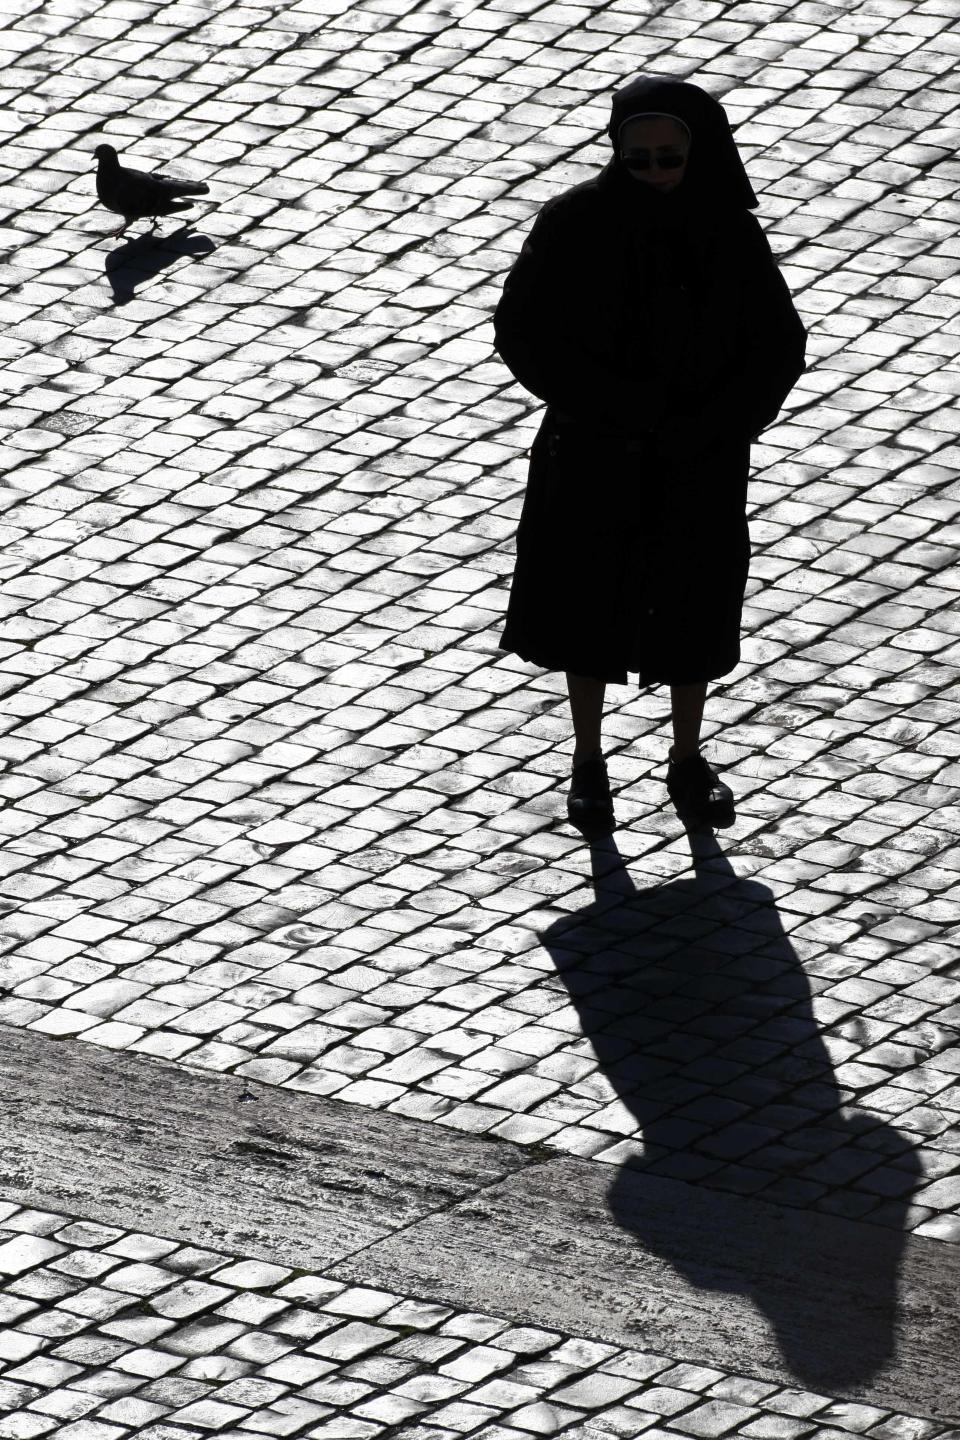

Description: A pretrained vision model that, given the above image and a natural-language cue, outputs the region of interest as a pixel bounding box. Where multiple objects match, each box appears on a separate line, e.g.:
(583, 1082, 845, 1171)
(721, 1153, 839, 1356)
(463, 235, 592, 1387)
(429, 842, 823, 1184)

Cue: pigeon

(94, 143, 210, 236)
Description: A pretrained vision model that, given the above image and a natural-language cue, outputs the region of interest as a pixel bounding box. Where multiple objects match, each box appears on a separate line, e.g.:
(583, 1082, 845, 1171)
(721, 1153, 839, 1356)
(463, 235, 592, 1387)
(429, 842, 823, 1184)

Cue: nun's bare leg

(567, 673, 606, 764)
(670, 681, 707, 761)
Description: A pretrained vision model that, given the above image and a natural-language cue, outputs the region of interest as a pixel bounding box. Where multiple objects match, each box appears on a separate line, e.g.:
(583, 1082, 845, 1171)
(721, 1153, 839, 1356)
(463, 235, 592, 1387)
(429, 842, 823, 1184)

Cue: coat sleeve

(492, 201, 661, 439)
(664, 214, 807, 449)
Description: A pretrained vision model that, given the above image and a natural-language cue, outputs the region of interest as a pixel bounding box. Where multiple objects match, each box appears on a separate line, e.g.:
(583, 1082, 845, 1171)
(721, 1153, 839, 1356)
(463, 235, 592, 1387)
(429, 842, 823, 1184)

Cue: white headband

(617, 111, 692, 143)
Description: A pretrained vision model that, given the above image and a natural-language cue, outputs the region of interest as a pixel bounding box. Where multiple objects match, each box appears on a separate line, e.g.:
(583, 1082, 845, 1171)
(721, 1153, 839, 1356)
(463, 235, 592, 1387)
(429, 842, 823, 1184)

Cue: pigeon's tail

(164, 178, 210, 196)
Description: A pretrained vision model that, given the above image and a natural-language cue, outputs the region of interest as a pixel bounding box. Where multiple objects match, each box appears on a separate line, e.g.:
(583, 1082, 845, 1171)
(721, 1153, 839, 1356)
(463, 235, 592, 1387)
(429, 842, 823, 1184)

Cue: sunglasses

(623, 153, 687, 172)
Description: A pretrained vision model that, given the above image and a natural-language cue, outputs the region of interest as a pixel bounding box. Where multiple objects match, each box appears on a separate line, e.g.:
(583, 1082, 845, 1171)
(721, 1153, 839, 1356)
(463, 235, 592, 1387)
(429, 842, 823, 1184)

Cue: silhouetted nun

(494, 76, 807, 834)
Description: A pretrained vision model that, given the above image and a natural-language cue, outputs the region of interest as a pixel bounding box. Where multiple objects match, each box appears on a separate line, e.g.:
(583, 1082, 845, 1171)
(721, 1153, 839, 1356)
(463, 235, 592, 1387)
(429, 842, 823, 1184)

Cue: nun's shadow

(541, 833, 922, 1391)
(105, 225, 215, 304)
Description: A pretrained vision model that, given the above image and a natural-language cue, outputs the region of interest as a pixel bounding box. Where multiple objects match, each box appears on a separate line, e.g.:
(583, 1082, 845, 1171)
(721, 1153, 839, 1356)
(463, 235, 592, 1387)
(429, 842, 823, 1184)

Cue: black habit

(494, 76, 808, 685)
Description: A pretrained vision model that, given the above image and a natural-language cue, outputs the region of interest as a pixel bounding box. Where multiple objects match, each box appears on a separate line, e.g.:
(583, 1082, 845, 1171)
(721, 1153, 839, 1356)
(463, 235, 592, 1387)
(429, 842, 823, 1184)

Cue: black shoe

(666, 748, 735, 828)
(567, 753, 616, 836)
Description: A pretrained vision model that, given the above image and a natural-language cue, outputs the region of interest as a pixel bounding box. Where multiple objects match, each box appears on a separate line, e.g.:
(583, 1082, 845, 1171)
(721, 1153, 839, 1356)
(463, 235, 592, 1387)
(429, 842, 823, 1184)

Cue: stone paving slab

(0, 1021, 531, 1273)
(11, 1025, 960, 1416)
(0, 1198, 958, 1440)
(1, 0, 960, 1247)
(4, 1024, 959, 1418)
(332, 1152, 960, 1418)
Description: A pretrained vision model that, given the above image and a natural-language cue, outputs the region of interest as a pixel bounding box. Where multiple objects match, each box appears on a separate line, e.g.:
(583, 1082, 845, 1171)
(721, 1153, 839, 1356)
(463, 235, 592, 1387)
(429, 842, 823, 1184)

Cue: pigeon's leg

(114, 219, 129, 237)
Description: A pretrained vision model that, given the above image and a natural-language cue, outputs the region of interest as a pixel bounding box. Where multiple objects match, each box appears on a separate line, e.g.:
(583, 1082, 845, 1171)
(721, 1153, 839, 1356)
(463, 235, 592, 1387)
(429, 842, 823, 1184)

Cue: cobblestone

(1, 0, 960, 1273)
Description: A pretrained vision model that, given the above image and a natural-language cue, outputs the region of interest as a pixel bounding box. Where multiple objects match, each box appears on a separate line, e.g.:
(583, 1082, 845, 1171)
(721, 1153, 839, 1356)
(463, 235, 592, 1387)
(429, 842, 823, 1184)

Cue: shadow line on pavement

(542, 831, 922, 1390)
(105, 225, 216, 303)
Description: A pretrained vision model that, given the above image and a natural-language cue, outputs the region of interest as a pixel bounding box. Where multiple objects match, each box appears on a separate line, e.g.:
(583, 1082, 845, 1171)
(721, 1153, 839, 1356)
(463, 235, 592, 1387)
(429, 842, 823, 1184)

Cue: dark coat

(493, 161, 807, 685)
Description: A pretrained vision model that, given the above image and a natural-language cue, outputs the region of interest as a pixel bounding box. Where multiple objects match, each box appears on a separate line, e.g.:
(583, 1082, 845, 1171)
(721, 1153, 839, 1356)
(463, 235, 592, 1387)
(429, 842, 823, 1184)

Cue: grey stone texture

(0, 0, 959, 1327)
(5, 1024, 959, 1417)
(0, 1200, 956, 1439)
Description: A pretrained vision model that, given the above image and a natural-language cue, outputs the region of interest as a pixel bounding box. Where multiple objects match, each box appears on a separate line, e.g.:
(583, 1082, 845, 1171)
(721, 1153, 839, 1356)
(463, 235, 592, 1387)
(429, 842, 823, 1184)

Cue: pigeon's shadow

(541, 831, 922, 1391)
(105, 226, 215, 304)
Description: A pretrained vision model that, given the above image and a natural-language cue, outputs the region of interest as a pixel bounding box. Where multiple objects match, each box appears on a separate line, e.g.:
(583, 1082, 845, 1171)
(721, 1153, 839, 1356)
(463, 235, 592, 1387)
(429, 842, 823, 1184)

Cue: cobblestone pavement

(1, 0, 960, 1279)
(0, 1199, 952, 1440)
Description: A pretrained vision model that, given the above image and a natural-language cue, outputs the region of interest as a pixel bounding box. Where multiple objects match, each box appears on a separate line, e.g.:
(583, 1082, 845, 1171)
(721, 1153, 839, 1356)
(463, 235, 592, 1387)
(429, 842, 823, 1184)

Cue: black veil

(598, 74, 759, 231)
